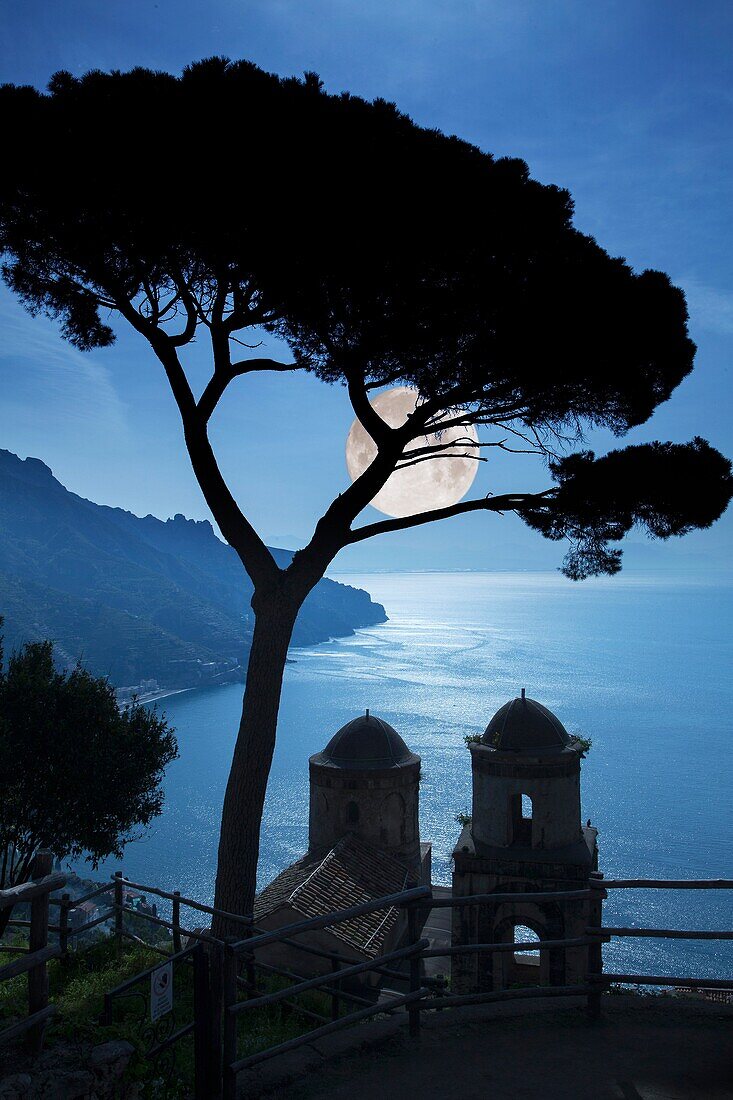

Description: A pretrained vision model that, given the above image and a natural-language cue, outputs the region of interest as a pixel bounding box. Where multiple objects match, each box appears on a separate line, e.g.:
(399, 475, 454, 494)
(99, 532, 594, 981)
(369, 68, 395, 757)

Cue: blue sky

(0, 1, 731, 572)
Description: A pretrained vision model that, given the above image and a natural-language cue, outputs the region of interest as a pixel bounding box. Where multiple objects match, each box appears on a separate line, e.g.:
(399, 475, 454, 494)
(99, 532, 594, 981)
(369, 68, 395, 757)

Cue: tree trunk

(211, 593, 300, 939)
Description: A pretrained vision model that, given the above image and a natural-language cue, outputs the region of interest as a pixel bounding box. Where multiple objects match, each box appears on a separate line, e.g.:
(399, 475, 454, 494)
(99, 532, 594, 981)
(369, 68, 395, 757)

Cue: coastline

(135, 687, 195, 706)
(130, 614, 388, 707)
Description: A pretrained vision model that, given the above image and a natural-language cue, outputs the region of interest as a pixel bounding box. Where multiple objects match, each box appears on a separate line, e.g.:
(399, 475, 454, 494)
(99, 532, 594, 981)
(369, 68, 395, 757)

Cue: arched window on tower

(513, 924, 540, 968)
(346, 800, 359, 825)
(508, 792, 533, 845)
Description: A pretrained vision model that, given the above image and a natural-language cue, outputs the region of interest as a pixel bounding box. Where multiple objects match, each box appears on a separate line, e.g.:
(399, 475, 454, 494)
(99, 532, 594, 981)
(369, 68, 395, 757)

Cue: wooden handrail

(7, 920, 62, 933)
(249, 956, 375, 1009)
(426, 984, 591, 1012)
(0, 1005, 56, 1049)
(593, 879, 733, 890)
(116, 902, 222, 945)
(588, 926, 733, 940)
(0, 944, 61, 983)
(227, 937, 429, 1017)
(231, 885, 431, 953)
(428, 888, 593, 908)
(110, 875, 253, 926)
(591, 973, 733, 989)
(422, 935, 598, 958)
(61, 881, 116, 906)
(103, 941, 198, 1003)
(65, 908, 116, 937)
(0, 873, 66, 910)
(228, 988, 428, 1076)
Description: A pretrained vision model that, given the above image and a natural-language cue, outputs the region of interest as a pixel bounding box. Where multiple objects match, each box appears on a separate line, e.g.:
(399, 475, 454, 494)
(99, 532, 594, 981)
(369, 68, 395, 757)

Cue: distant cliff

(0, 450, 387, 692)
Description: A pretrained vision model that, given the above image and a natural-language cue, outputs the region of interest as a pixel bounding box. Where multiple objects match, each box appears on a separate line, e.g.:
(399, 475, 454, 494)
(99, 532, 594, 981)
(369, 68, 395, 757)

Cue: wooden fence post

(207, 940, 224, 1100)
(113, 872, 123, 959)
(193, 942, 212, 1100)
(222, 943, 239, 1100)
(26, 849, 52, 1054)
(330, 956, 341, 1021)
(407, 903, 421, 1039)
(59, 892, 71, 963)
(245, 924, 256, 1000)
(587, 876, 605, 1021)
(172, 890, 182, 954)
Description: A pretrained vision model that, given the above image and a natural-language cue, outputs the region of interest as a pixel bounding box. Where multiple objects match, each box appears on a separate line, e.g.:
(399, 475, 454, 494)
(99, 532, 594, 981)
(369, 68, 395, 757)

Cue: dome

(482, 692, 571, 754)
(312, 711, 418, 770)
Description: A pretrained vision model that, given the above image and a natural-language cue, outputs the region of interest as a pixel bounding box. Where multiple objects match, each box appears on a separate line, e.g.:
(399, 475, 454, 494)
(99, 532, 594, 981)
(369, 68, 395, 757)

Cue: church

(254, 692, 600, 991)
(452, 690, 600, 991)
(254, 710, 430, 980)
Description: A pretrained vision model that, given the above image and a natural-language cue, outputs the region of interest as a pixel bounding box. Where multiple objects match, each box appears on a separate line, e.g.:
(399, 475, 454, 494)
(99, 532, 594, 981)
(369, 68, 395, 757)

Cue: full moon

(345, 387, 480, 518)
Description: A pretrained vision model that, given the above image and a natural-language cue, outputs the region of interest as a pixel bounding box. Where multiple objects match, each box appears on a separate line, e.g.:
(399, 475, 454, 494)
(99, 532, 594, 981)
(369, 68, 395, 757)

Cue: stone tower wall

(470, 744, 582, 850)
(308, 760, 421, 870)
(451, 736, 598, 995)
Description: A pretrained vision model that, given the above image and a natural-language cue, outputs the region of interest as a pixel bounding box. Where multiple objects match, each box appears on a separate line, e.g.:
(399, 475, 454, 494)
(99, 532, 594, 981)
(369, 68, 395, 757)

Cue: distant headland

(0, 449, 387, 697)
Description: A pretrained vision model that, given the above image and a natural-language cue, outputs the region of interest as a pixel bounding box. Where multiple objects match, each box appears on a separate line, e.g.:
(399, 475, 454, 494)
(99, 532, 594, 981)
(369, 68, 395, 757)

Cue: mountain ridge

(0, 449, 387, 692)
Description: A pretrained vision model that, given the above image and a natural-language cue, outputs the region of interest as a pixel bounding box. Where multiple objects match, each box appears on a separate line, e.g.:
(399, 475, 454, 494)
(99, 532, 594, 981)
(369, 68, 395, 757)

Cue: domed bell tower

(309, 710, 423, 874)
(452, 691, 601, 993)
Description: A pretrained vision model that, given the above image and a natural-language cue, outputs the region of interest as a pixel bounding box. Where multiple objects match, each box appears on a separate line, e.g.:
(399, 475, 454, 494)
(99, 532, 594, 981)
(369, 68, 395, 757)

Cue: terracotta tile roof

(254, 834, 415, 958)
(74, 900, 99, 916)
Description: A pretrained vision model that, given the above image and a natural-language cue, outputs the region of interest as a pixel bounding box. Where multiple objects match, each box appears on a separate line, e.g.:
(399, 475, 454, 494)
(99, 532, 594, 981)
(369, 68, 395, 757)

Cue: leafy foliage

(0, 62, 695, 434)
(0, 623, 178, 902)
(569, 735, 593, 758)
(523, 439, 733, 579)
(0, 58, 728, 583)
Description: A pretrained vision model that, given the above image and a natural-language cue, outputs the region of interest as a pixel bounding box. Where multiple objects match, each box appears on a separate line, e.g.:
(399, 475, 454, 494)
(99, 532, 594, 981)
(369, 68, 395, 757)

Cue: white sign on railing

(151, 962, 173, 1022)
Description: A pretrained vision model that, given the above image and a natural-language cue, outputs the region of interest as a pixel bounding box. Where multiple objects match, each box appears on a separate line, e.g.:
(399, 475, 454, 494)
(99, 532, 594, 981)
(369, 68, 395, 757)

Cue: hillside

(0, 450, 386, 693)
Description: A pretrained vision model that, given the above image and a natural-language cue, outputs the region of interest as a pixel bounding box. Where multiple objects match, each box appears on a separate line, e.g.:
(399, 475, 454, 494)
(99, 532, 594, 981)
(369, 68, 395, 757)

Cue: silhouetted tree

(0, 60, 730, 932)
(0, 623, 177, 934)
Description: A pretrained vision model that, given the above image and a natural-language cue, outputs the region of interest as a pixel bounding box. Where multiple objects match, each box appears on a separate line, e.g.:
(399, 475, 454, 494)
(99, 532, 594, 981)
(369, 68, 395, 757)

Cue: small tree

(0, 624, 177, 934)
(0, 60, 730, 933)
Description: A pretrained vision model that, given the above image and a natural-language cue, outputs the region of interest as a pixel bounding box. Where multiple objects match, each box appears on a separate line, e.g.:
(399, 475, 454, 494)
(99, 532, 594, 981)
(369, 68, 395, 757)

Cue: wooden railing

(214, 876, 733, 1098)
(3, 866, 731, 1096)
(221, 884, 431, 1100)
(0, 851, 66, 1053)
(586, 877, 733, 1006)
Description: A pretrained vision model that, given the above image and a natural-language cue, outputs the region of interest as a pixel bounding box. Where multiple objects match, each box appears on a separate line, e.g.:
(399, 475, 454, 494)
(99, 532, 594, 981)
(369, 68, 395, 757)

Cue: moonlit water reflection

(98, 572, 733, 980)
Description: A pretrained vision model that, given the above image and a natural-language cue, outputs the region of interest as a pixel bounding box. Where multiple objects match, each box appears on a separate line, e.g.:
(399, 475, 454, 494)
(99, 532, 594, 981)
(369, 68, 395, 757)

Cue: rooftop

(482, 691, 572, 755)
(254, 833, 416, 957)
(311, 711, 419, 770)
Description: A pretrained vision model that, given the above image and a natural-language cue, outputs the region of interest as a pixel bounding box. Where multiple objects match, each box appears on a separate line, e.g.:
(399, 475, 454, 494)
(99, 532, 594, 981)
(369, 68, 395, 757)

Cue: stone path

(244, 997, 733, 1100)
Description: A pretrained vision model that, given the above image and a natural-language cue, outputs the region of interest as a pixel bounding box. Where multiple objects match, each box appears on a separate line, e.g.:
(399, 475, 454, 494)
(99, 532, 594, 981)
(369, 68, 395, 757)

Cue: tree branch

(228, 357, 299, 376)
(168, 276, 199, 347)
(197, 358, 300, 423)
(395, 452, 487, 471)
(346, 490, 556, 543)
(287, 381, 537, 588)
(345, 367, 395, 449)
(402, 393, 532, 441)
(364, 368, 409, 391)
(393, 436, 542, 470)
(113, 295, 198, 416)
(112, 293, 279, 588)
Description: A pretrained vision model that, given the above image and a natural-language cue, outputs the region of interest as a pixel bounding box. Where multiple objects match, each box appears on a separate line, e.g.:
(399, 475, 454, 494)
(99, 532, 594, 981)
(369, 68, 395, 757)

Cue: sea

(92, 572, 733, 981)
